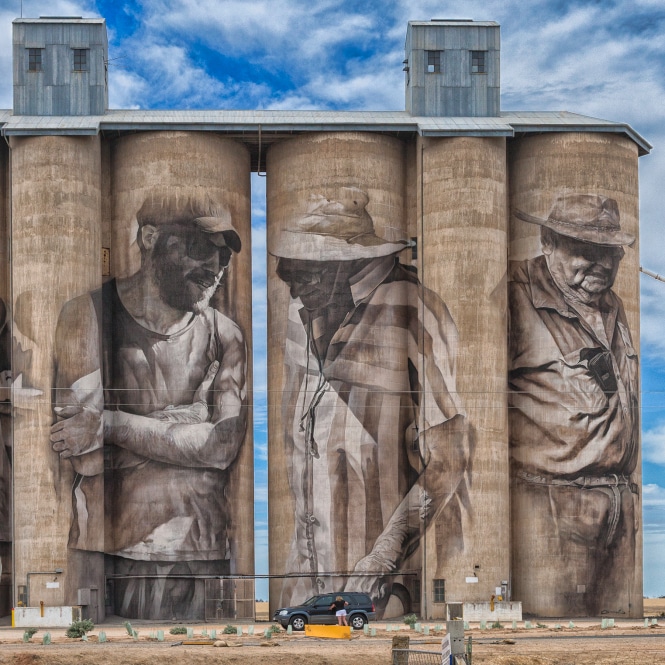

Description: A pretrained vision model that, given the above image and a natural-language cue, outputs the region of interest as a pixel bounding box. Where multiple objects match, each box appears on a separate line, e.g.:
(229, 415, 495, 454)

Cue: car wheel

(290, 615, 307, 631)
(350, 614, 366, 629)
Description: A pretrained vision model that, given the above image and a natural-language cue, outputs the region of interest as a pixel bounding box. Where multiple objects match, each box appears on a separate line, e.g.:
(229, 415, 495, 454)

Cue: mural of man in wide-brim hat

(508, 192, 639, 617)
(270, 187, 469, 618)
(270, 187, 411, 311)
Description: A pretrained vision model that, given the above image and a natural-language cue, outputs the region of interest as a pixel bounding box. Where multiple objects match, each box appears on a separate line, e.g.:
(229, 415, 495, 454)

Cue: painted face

(276, 259, 350, 311)
(152, 227, 232, 313)
(543, 233, 624, 302)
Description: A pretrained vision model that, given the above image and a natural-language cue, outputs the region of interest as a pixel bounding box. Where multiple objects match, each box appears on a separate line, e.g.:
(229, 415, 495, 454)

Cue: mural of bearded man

(50, 194, 248, 620)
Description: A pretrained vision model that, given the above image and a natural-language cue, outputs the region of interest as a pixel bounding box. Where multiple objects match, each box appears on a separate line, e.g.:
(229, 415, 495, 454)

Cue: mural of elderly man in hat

(50, 193, 247, 620)
(509, 193, 639, 616)
(271, 187, 469, 615)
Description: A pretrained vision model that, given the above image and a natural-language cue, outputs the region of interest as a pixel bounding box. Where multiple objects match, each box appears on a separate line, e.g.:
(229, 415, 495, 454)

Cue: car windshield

(301, 596, 319, 606)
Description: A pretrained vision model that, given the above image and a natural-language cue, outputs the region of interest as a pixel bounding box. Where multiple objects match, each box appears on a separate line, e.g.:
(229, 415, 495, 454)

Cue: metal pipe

(640, 266, 665, 283)
(105, 569, 420, 580)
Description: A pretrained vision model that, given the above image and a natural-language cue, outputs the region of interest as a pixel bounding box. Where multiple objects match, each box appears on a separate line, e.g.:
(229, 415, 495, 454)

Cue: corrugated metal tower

(12, 17, 108, 116)
(405, 19, 500, 116)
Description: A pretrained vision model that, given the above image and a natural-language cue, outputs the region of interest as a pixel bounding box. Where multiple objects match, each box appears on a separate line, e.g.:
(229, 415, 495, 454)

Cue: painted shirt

(508, 255, 639, 478)
(54, 279, 247, 561)
(281, 255, 463, 601)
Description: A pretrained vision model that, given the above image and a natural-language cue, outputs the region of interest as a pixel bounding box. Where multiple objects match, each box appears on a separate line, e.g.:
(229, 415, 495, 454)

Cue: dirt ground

(1, 601, 664, 665)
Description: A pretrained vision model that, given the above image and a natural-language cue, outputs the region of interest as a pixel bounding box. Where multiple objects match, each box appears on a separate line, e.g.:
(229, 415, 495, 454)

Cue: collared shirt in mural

(54, 279, 247, 561)
(281, 255, 463, 602)
(508, 255, 639, 478)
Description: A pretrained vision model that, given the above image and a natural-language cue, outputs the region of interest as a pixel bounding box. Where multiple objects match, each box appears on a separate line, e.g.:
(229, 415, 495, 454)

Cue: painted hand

(344, 553, 391, 600)
(147, 360, 219, 424)
(50, 404, 103, 458)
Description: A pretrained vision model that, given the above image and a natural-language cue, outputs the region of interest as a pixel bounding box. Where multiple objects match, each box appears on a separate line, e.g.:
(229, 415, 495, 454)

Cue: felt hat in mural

(269, 187, 410, 261)
(136, 192, 241, 253)
(514, 193, 635, 247)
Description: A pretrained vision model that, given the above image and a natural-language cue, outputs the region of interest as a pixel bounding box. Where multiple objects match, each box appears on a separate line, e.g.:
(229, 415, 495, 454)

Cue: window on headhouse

(73, 48, 89, 71)
(471, 51, 486, 74)
(426, 50, 442, 73)
(28, 48, 43, 72)
(433, 579, 445, 603)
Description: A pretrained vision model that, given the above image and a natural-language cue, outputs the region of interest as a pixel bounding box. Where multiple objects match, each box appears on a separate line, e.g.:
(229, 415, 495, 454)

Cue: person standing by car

(330, 596, 349, 626)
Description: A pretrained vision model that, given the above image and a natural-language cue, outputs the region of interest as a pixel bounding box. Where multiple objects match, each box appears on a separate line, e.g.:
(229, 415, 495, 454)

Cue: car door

(309, 595, 334, 624)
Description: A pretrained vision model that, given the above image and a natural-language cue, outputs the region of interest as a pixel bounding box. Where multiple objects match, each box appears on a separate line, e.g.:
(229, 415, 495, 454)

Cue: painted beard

(154, 256, 222, 314)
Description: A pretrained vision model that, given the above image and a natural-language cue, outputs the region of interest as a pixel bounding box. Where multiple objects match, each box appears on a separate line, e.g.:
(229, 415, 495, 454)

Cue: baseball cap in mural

(514, 193, 635, 247)
(136, 193, 241, 253)
(270, 187, 410, 261)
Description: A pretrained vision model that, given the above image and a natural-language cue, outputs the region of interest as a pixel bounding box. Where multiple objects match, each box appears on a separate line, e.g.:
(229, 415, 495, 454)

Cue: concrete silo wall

(267, 132, 419, 618)
(0, 139, 11, 615)
(10, 135, 102, 611)
(9, 130, 254, 622)
(418, 136, 509, 618)
(508, 132, 642, 618)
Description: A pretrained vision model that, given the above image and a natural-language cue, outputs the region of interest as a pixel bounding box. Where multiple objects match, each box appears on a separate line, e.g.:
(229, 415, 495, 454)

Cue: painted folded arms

(51, 294, 247, 474)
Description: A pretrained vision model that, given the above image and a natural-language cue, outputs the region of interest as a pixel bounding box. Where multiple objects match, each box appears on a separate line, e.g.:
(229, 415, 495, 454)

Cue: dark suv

(272, 592, 376, 630)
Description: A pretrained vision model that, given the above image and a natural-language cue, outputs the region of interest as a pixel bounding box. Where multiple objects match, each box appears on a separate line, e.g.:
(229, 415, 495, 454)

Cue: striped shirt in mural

(280, 255, 464, 605)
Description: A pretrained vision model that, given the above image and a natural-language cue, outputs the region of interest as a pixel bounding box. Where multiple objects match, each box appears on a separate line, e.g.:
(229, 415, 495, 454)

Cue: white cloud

(643, 483, 665, 507)
(643, 426, 665, 467)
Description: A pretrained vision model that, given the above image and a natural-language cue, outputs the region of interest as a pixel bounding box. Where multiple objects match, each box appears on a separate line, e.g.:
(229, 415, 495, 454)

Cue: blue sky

(1, 0, 665, 600)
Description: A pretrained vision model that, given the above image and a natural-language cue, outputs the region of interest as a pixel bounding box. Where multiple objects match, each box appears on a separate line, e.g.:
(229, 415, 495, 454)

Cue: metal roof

(0, 108, 651, 156)
(13, 17, 105, 24)
(408, 20, 500, 27)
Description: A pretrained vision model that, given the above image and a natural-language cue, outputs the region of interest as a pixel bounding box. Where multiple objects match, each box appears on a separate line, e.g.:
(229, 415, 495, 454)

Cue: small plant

(223, 624, 238, 634)
(22, 628, 38, 642)
(66, 619, 95, 638)
(536, 622, 548, 629)
(123, 621, 138, 639)
(42, 632, 51, 645)
(170, 626, 188, 635)
(491, 621, 503, 629)
(403, 613, 418, 627)
(265, 624, 281, 638)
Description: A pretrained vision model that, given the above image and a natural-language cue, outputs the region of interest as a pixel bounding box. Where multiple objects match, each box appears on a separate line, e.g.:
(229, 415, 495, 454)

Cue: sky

(1, 0, 664, 601)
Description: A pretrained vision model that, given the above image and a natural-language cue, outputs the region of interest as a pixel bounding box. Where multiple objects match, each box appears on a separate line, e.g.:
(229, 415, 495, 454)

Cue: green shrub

(403, 613, 418, 627)
(169, 626, 188, 635)
(223, 624, 238, 634)
(22, 628, 38, 642)
(491, 621, 503, 629)
(66, 619, 95, 638)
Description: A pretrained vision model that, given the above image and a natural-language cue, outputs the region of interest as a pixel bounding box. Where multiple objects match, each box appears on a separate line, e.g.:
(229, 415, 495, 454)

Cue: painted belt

(515, 470, 638, 495)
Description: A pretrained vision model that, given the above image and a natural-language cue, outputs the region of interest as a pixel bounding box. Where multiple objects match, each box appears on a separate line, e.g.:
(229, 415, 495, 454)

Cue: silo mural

(47, 132, 254, 621)
(508, 133, 642, 618)
(267, 133, 471, 619)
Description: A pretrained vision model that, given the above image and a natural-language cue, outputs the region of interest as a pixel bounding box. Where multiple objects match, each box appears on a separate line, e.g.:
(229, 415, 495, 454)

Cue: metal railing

(392, 649, 470, 665)
(392, 649, 441, 665)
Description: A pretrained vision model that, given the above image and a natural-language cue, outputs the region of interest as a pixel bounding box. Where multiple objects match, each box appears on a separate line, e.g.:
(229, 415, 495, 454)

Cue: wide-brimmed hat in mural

(513, 193, 635, 247)
(270, 187, 410, 261)
(136, 192, 241, 253)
